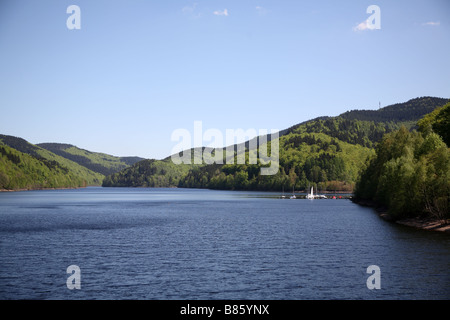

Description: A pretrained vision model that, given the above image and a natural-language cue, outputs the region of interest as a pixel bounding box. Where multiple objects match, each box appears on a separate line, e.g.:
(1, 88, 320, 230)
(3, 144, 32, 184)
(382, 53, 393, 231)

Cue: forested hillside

(0, 135, 144, 191)
(339, 96, 449, 123)
(0, 135, 103, 188)
(354, 102, 450, 220)
(417, 102, 450, 146)
(103, 97, 448, 192)
(178, 130, 373, 192)
(0, 144, 88, 190)
(3, 97, 445, 192)
(37, 143, 144, 176)
(102, 159, 194, 188)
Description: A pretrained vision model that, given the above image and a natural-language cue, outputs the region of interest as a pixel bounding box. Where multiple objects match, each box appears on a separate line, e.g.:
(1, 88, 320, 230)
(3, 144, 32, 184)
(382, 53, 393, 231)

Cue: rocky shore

(351, 198, 450, 233)
(395, 217, 450, 232)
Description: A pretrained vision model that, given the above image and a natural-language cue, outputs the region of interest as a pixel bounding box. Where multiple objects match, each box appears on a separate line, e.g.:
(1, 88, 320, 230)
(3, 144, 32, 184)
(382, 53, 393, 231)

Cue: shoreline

(0, 186, 94, 192)
(351, 198, 450, 233)
(395, 217, 450, 232)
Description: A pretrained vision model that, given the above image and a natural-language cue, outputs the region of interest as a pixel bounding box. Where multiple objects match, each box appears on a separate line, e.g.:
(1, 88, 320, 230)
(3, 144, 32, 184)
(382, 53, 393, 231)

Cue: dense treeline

(354, 103, 450, 221)
(0, 144, 87, 190)
(178, 130, 371, 192)
(340, 96, 449, 123)
(97, 97, 450, 196)
(102, 159, 193, 187)
(417, 102, 450, 146)
(1, 135, 144, 190)
(0, 134, 42, 158)
(0, 135, 104, 188)
(108, 124, 374, 192)
(290, 118, 392, 148)
(37, 143, 144, 176)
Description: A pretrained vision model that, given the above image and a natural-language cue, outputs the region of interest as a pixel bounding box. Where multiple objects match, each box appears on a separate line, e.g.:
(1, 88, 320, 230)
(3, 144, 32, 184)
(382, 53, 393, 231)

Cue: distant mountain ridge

(282, 96, 450, 135)
(0, 143, 89, 190)
(37, 143, 144, 176)
(339, 96, 449, 123)
(0, 135, 143, 190)
(1, 96, 448, 191)
(0, 135, 103, 189)
(103, 96, 449, 191)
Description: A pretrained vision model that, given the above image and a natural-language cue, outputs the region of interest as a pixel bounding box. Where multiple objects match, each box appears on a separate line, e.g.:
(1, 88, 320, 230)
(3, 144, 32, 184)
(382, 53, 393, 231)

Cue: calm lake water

(0, 187, 448, 300)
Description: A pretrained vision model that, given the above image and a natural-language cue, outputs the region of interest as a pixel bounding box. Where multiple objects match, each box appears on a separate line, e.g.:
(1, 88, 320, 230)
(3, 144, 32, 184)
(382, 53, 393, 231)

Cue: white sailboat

(306, 186, 314, 199)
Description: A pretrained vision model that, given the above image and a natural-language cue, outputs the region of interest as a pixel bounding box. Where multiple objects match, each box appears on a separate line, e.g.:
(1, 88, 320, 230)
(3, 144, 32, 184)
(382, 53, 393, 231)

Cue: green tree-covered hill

(0, 135, 104, 189)
(339, 96, 449, 123)
(103, 96, 449, 192)
(0, 135, 146, 191)
(178, 126, 373, 192)
(37, 143, 144, 176)
(0, 143, 88, 190)
(102, 159, 195, 188)
(354, 102, 450, 221)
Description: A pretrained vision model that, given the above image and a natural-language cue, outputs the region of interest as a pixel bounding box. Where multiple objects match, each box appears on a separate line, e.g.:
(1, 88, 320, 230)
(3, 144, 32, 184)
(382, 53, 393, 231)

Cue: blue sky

(0, 0, 449, 159)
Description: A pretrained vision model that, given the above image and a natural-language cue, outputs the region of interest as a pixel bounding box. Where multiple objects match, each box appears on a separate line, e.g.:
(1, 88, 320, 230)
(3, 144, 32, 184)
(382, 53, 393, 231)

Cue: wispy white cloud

(182, 3, 201, 18)
(353, 20, 370, 32)
(255, 6, 268, 16)
(213, 9, 228, 16)
(422, 21, 440, 26)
